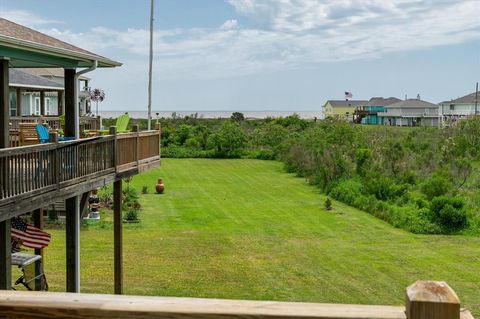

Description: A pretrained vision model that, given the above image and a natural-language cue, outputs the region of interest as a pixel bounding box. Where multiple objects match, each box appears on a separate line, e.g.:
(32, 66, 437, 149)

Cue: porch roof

(9, 68, 64, 91)
(0, 18, 121, 68)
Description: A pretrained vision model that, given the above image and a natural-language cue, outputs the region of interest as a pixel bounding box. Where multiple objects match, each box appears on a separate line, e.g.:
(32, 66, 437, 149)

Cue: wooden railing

(0, 129, 160, 218)
(9, 116, 101, 131)
(116, 129, 161, 173)
(0, 137, 115, 203)
(0, 281, 474, 319)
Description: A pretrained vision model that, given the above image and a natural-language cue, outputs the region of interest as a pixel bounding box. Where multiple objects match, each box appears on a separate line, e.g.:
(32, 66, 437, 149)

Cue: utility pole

(147, 0, 154, 130)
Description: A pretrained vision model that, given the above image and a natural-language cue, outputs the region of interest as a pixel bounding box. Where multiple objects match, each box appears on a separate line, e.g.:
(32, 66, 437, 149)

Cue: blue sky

(1, 0, 479, 111)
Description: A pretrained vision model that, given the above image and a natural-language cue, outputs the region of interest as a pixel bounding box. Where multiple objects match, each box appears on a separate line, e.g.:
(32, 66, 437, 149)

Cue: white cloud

(0, 8, 61, 28)
(221, 19, 239, 30)
(5, 1, 479, 81)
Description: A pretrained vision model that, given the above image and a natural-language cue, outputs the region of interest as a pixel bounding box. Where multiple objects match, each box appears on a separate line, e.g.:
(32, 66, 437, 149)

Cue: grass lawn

(37, 159, 479, 315)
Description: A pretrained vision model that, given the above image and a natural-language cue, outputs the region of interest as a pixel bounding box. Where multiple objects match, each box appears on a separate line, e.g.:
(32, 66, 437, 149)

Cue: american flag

(345, 91, 353, 99)
(11, 217, 51, 249)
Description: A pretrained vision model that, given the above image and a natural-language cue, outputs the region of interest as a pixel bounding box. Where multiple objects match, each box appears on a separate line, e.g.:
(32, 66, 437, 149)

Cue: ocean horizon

(99, 110, 323, 120)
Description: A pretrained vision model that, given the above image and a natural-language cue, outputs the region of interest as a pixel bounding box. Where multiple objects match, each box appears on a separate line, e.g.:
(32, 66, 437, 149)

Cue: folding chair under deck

(11, 252, 48, 291)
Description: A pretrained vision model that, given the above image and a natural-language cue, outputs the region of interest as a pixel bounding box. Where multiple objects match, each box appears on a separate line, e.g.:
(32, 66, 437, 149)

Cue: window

(45, 98, 51, 115)
(450, 104, 455, 111)
(9, 91, 16, 116)
(34, 97, 40, 115)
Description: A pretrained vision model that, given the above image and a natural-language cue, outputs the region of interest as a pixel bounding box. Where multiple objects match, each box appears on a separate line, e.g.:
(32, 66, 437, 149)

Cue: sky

(0, 0, 479, 112)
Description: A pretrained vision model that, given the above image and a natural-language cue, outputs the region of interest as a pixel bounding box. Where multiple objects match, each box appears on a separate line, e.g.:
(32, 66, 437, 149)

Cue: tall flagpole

(147, 0, 154, 130)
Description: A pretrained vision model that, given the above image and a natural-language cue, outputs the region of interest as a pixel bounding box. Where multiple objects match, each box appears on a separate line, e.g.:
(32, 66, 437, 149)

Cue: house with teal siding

(353, 97, 401, 124)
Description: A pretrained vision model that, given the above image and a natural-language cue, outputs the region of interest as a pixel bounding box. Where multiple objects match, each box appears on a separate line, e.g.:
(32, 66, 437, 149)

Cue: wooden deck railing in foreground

(0, 281, 474, 319)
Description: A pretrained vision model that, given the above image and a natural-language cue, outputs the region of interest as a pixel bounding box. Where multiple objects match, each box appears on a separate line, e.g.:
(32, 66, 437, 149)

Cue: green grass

(38, 159, 479, 315)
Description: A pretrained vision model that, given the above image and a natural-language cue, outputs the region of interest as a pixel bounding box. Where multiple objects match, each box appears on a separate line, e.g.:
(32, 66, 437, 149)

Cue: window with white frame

(34, 96, 40, 115)
(45, 98, 51, 115)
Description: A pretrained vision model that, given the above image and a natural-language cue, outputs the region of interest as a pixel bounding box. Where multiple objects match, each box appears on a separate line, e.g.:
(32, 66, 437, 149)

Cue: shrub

(421, 175, 452, 200)
(123, 209, 139, 222)
(429, 196, 468, 232)
(48, 209, 58, 222)
(142, 185, 149, 194)
(325, 197, 332, 210)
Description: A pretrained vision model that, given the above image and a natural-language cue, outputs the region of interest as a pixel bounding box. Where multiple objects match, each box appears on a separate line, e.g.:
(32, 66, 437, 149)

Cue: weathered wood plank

(0, 291, 407, 319)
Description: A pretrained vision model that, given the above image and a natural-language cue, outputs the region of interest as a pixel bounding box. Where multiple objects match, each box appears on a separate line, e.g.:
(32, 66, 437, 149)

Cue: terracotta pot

(156, 178, 165, 194)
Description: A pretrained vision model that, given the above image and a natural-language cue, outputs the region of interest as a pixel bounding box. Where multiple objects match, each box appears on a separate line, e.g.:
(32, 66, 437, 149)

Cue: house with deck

(353, 97, 401, 125)
(0, 17, 160, 294)
(323, 100, 368, 121)
(0, 17, 474, 319)
(9, 68, 63, 116)
(439, 91, 479, 126)
(377, 98, 440, 127)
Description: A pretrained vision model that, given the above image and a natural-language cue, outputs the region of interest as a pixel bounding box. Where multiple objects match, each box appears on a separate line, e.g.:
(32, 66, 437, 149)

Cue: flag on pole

(11, 217, 51, 249)
(345, 91, 353, 99)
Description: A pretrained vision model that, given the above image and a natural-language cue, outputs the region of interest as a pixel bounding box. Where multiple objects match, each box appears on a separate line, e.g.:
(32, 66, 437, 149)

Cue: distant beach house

(323, 100, 368, 121)
(9, 68, 91, 117)
(439, 91, 479, 126)
(353, 97, 401, 125)
(377, 98, 440, 127)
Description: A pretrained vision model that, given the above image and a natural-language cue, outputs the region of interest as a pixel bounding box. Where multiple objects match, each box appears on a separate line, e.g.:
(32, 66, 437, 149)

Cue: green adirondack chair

(85, 113, 130, 136)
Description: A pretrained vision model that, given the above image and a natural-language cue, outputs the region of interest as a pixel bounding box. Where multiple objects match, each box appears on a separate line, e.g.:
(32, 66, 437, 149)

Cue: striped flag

(11, 217, 51, 249)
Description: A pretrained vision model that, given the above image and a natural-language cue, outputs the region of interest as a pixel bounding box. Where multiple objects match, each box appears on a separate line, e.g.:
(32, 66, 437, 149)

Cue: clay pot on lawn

(156, 178, 165, 194)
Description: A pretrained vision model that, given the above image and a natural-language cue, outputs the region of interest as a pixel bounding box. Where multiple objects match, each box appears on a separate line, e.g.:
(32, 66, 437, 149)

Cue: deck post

(33, 209, 44, 290)
(65, 197, 80, 293)
(0, 58, 11, 290)
(16, 88, 22, 116)
(58, 90, 64, 116)
(64, 67, 81, 292)
(40, 91, 45, 116)
(406, 281, 461, 319)
(111, 126, 123, 294)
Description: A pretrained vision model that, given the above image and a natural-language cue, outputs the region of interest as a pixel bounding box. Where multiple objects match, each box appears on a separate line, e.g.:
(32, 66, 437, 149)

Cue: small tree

(88, 87, 106, 116)
(231, 112, 245, 122)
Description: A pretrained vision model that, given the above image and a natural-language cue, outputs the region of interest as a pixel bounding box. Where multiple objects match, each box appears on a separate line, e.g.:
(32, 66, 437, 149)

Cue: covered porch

(0, 17, 159, 294)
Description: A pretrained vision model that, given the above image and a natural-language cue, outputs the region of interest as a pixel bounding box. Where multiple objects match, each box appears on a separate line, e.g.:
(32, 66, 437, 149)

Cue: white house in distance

(439, 91, 479, 126)
(377, 97, 440, 127)
(23, 68, 91, 115)
(9, 68, 63, 116)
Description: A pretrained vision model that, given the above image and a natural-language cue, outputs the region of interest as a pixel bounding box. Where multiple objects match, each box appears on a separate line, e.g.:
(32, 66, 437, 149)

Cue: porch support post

(65, 197, 80, 292)
(113, 179, 123, 294)
(111, 126, 123, 294)
(40, 91, 45, 116)
(64, 68, 80, 292)
(16, 88, 22, 116)
(33, 209, 44, 290)
(58, 91, 64, 116)
(0, 58, 11, 290)
(64, 69, 76, 138)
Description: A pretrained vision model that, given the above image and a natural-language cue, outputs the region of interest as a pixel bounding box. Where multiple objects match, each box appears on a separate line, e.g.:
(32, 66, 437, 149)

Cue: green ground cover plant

(41, 159, 479, 315)
(119, 113, 480, 234)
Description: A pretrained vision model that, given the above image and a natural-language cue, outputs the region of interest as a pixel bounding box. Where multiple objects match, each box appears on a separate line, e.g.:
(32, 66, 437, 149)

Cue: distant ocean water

(99, 110, 323, 119)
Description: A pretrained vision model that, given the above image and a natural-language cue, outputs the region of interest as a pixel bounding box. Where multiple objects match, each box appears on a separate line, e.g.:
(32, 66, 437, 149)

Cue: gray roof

(386, 99, 438, 109)
(325, 100, 368, 107)
(9, 68, 64, 90)
(366, 97, 401, 106)
(440, 92, 479, 104)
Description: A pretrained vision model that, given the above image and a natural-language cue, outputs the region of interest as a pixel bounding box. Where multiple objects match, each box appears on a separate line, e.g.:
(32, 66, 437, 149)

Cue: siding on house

(378, 98, 440, 127)
(323, 100, 368, 121)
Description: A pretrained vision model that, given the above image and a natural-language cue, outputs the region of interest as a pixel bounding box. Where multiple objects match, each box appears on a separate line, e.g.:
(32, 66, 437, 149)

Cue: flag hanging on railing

(345, 91, 353, 99)
(11, 217, 51, 249)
